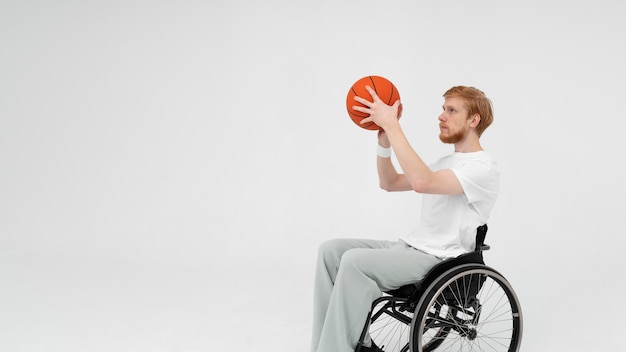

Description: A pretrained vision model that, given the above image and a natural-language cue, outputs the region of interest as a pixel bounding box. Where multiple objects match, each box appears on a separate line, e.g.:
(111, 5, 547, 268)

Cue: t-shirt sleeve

(451, 158, 500, 205)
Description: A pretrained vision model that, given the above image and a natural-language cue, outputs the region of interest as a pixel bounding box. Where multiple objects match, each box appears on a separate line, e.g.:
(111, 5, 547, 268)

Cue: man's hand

(353, 86, 402, 131)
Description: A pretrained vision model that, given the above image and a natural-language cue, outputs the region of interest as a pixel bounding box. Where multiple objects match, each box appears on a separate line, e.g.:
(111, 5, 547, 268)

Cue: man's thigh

(340, 242, 442, 291)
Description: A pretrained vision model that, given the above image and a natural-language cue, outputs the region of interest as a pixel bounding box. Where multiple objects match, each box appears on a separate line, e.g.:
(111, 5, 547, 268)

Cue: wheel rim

(412, 266, 523, 352)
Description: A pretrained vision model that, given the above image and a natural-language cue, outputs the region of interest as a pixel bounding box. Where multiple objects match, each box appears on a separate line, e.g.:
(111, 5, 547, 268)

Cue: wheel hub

(467, 328, 477, 340)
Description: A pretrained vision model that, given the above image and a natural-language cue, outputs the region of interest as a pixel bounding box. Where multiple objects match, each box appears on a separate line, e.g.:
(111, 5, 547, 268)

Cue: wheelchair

(355, 225, 523, 352)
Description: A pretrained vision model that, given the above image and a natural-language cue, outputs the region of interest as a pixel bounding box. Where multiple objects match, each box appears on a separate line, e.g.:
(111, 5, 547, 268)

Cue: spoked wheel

(367, 297, 413, 352)
(410, 264, 523, 352)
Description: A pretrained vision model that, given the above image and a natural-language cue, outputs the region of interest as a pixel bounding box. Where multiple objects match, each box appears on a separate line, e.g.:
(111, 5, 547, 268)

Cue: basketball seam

(348, 110, 377, 129)
(347, 108, 369, 117)
(368, 76, 377, 97)
(348, 88, 369, 117)
(388, 85, 395, 105)
(372, 76, 396, 105)
(348, 110, 368, 118)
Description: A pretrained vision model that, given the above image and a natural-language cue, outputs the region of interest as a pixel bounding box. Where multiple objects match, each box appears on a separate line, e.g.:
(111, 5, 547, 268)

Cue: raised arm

(355, 86, 464, 195)
(376, 130, 412, 192)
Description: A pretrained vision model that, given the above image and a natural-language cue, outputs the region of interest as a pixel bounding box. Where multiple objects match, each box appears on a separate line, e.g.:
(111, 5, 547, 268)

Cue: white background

(2, 0, 625, 351)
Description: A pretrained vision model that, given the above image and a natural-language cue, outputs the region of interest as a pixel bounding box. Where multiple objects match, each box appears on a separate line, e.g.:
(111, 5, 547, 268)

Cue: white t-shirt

(401, 151, 500, 259)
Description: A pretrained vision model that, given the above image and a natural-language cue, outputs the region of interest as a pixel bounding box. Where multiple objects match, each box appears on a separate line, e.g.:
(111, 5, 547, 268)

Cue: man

(311, 86, 500, 352)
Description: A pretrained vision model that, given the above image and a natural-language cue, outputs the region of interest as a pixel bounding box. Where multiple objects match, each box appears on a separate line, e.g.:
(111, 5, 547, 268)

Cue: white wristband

(377, 144, 392, 158)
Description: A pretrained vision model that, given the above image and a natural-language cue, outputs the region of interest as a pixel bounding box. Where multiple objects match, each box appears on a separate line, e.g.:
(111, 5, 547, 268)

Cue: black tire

(410, 264, 523, 352)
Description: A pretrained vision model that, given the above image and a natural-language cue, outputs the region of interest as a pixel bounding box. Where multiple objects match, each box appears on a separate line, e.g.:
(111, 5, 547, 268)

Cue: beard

(439, 128, 467, 144)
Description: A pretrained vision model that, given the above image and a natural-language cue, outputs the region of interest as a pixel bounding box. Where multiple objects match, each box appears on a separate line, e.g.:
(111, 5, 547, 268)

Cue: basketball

(346, 75, 401, 130)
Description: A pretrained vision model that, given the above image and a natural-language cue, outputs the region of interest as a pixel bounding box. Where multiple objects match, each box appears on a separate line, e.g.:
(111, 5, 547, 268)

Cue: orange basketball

(346, 75, 401, 130)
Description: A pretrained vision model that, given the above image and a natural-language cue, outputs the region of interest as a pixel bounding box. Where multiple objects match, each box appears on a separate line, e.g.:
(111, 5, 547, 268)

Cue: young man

(311, 86, 500, 352)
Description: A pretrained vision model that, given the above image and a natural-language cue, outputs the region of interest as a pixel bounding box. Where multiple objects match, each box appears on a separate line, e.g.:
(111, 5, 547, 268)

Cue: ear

(469, 114, 481, 128)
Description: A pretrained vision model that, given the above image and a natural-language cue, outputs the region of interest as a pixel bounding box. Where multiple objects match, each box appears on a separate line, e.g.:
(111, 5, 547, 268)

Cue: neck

(453, 136, 483, 153)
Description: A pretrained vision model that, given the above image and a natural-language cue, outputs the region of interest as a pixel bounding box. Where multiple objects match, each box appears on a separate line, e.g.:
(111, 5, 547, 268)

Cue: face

(438, 97, 472, 144)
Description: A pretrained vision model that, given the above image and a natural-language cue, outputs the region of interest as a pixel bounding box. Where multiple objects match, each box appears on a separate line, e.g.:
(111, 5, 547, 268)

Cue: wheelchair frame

(355, 225, 523, 352)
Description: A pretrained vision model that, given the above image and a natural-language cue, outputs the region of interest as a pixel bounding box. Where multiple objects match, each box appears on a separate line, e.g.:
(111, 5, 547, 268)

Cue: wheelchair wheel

(367, 297, 413, 352)
(410, 264, 523, 352)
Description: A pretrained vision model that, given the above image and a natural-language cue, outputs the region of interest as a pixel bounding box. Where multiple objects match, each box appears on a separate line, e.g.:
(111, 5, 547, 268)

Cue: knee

(335, 249, 380, 293)
(337, 248, 368, 270)
(317, 238, 349, 259)
(315, 239, 345, 273)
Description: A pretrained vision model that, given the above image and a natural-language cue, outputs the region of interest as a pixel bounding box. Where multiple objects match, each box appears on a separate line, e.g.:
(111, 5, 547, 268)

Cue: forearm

(383, 123, 433, 193)
(377, 155, 411, 191)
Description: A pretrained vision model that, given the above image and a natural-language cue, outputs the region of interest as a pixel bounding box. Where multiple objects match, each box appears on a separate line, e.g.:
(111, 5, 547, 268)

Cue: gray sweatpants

(311, 238, 442, 352)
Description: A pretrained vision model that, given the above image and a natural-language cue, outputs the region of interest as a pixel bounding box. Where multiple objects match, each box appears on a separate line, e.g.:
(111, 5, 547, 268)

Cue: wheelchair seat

(385, 224, 489, 300)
